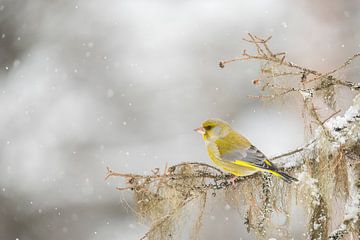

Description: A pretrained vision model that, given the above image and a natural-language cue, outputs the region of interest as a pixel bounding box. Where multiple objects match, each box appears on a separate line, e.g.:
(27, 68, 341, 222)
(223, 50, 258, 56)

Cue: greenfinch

(195, 118, 298, 183)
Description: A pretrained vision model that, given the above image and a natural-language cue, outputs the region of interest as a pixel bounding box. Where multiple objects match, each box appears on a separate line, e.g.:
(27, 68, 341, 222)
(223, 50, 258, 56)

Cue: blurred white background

(0, 0, 359, 239)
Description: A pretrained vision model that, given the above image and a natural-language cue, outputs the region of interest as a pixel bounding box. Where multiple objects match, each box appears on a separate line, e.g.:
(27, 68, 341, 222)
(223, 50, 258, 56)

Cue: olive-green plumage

(195, 118, 297, 183)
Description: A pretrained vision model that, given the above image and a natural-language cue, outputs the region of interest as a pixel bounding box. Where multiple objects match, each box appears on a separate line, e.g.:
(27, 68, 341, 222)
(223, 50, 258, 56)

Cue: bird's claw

(228, 175, 239, 187)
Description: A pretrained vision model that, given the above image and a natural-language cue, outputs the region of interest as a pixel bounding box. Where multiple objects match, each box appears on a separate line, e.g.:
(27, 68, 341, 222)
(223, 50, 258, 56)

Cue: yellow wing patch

(233, 160, 258, 170)
(264, 159, 272, 166)
(268, 170, 281, 177)
(233, 160, 281, 177)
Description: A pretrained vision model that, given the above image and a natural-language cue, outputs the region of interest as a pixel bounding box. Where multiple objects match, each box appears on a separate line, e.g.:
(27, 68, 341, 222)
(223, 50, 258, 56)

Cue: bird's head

(194, 118, 232, 142)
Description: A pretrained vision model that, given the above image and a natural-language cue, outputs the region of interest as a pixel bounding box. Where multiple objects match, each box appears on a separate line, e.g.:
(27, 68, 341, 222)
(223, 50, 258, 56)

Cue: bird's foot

(228, 175, 239, 187)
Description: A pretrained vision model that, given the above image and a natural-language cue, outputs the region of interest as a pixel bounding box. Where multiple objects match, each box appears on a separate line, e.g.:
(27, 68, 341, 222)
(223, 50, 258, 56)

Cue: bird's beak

(194, 127, 205, 135)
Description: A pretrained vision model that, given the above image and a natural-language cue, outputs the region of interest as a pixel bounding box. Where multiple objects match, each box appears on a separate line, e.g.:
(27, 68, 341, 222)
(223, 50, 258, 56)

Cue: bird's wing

(220, 145, 275, 170)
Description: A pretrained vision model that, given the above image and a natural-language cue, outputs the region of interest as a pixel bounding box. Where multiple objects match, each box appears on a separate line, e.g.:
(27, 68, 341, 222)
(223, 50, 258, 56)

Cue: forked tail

(263, 160, 298, 183)
(277, 171, 298, 183)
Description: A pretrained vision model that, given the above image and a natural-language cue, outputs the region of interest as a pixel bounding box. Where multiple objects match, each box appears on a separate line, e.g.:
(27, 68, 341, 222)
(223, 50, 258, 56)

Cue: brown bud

(253, 79, 260, 85)
(219, 61, 225, 68)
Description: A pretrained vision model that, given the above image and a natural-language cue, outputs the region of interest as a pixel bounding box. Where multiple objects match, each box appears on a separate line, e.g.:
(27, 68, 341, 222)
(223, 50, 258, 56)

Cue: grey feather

(219, 145, 297, 183)
(221, 145, 269, 167)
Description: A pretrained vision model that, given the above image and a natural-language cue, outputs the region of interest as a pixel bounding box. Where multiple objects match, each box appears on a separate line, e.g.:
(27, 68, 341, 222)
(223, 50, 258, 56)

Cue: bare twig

(325, 53, 360, 76)
(321, 109, 342, 125)
(271, 139, 316, 161)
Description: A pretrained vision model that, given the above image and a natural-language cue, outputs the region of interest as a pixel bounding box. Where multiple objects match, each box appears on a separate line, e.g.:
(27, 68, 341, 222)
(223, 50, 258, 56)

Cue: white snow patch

(297, 169, 320, 206)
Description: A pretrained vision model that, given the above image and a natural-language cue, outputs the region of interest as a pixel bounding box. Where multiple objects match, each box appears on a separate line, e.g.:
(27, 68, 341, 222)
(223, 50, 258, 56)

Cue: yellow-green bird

(195, 118, 298, 183)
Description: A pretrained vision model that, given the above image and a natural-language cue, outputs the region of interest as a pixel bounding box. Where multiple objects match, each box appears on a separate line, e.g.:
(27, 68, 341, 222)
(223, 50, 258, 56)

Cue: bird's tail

(272, 170, 298, 184)
(263, 160, 298, 183)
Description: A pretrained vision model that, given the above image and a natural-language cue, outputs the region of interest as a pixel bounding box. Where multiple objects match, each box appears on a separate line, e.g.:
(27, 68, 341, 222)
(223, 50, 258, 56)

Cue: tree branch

(106, 35, 360, 240)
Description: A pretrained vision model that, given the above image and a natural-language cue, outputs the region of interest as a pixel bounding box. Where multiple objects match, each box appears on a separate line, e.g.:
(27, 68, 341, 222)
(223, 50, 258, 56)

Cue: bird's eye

(204, 126, 212, 131)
